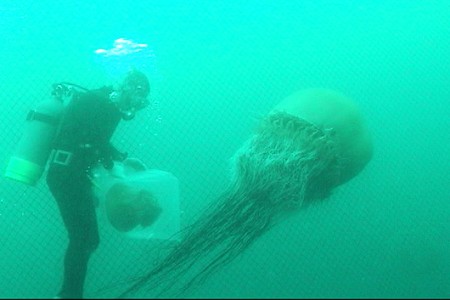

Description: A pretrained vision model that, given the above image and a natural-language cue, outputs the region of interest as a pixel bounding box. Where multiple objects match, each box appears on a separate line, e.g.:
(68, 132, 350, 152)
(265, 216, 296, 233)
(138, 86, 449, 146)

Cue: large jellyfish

(117, 88, 373, 298)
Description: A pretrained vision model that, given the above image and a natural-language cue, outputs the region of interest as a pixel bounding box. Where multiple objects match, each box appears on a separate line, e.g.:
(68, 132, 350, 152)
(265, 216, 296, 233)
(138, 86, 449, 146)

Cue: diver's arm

(108, 143, 128, 161)
(96, 142, 127, 169)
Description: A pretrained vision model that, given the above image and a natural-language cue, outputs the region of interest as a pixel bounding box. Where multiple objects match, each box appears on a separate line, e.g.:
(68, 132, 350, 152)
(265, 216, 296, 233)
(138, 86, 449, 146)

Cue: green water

(1, 0, 449, 298)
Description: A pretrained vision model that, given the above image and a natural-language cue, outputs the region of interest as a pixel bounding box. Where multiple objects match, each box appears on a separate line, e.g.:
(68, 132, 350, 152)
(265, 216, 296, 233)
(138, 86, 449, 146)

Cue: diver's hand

(123, 157, 148, 171)
(101, 152, 127, 170)
(113, 150, 128, 161)
(101, 157, 114, 170)
(109, 145, 128, 162)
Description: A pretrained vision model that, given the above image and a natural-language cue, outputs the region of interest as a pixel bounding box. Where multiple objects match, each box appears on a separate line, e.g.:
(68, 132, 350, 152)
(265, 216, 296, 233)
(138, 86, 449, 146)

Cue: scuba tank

(4, 83, 78, 185)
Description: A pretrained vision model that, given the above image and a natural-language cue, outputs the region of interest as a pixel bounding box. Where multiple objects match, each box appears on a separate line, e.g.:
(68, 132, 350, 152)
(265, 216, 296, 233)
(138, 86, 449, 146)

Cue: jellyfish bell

(229, 87, 373, 212)
(271, 88, 373, 188)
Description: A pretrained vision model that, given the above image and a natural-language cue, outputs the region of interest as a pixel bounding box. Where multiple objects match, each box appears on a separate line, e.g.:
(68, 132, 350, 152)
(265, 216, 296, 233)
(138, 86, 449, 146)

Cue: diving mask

(110, 85, 150, 120)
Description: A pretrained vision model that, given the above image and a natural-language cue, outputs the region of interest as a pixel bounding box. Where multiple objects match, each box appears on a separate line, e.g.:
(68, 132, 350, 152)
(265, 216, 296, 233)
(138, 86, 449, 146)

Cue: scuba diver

(46, 69, 150, 299)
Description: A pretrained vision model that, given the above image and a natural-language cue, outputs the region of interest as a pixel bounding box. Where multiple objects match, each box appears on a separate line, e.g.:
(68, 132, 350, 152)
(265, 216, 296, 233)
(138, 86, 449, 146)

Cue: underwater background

(1, 0, 450, 298)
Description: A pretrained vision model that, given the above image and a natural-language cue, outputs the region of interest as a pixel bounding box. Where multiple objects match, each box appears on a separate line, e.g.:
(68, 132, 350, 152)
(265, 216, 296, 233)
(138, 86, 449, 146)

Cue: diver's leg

(48, 173, 99, 299)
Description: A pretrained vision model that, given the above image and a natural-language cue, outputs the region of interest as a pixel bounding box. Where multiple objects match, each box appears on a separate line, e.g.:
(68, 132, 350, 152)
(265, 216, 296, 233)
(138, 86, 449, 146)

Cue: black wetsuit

(46, 86, 123, 299)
